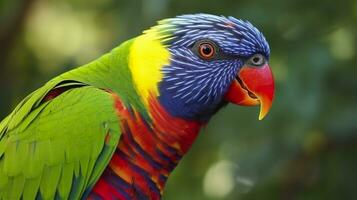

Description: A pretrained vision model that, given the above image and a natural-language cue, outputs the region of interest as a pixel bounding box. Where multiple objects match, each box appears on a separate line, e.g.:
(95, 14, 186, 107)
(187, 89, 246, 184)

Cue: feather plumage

(0, 13, 271, 200)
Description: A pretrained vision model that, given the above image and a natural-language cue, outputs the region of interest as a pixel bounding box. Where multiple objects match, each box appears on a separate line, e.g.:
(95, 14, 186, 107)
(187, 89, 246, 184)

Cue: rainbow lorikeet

(0, 14, 274, 200)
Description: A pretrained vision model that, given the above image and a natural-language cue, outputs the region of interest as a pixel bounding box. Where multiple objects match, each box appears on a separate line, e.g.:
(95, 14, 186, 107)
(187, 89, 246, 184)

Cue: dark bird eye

(199, 43, 215, 59)
(248, 54, 266, 66)
(193, 40, 218, 60)
(198, 43, 215, 59)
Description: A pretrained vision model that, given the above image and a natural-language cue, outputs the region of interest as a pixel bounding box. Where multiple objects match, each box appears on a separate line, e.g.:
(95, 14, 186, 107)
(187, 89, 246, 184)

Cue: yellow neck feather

(129, 29, 170, 105)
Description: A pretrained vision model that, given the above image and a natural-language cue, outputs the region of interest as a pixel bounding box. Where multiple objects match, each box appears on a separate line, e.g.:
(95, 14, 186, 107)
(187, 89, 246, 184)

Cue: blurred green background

(1, 0, 356, 199)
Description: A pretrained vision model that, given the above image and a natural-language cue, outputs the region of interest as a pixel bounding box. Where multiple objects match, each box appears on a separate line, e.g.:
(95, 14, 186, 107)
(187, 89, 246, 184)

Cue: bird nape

(0, 14, 274, 200)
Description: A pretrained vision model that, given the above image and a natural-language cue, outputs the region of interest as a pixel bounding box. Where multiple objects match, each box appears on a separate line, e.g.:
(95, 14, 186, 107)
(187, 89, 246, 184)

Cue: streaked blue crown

(155, 14, 270, 121)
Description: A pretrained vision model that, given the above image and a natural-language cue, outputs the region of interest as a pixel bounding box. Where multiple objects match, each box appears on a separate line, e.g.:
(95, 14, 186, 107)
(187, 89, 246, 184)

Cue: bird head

(129, 14, 274, 122)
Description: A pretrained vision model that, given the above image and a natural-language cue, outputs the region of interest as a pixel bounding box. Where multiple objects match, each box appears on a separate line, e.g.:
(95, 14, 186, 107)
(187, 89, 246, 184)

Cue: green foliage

(1, 0, 356, 199)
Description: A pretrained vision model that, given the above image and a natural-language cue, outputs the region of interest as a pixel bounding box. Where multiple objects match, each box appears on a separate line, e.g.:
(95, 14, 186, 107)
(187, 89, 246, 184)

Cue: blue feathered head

(137, 14, 274, 121)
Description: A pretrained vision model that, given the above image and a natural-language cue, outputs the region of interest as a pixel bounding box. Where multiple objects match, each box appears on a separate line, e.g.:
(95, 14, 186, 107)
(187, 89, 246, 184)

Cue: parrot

(0, 14, 274, 200)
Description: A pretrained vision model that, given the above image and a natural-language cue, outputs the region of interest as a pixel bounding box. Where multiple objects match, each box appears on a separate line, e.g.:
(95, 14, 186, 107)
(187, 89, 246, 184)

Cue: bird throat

(89, 94, 203, 199)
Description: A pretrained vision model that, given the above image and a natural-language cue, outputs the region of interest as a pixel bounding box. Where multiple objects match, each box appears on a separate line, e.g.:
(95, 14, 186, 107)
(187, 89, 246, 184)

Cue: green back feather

(0, 38, 144, 199)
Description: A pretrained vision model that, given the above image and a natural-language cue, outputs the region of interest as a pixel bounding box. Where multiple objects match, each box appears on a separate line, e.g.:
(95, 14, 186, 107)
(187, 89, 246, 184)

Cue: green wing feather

(0, 38, 149, 200)
(0, 83, 122, 200)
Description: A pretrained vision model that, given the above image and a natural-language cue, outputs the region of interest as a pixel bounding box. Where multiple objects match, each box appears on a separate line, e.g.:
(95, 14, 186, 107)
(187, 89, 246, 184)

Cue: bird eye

(248, 54, 266, 66)
(198, 43, 215, 59)
(193, 40, 219, 60)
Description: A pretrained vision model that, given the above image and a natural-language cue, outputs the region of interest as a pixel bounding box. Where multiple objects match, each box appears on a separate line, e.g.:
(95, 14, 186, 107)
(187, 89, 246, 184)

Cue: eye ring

(198, 42, 215, 59)
(248, 54, 266, 66)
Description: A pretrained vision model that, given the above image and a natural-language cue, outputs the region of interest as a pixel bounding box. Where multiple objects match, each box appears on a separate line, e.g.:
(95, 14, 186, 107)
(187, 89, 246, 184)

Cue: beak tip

(258, 113, 265, 120)
(258, 98, 272, 120)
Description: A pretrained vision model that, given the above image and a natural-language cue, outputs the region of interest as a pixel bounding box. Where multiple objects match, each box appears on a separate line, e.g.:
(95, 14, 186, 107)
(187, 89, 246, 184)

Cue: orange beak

(224, 64, 275, 120)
